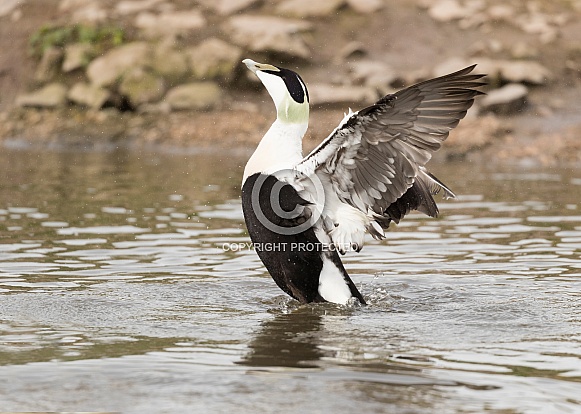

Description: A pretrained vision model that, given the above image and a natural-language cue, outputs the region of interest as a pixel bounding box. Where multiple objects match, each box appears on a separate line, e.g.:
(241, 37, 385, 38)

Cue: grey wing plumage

(297, 65, 485, 231)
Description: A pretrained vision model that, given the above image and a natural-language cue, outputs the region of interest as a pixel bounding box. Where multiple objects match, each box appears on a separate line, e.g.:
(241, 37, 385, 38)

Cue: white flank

(327, 199, 369, 252)
(318, 256, 352, 305)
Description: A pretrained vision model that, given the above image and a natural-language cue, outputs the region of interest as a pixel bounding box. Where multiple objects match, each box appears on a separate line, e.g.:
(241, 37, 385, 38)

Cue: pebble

(276, 0, 344, 17)
(198, 0, 260, 16)
(86, 42, 151, 88)
(35, 47, 64, 82)
(67, 82, 111, 109)
(347, 0, 383, 13)
(164, 82, 223, 111)
(114, 0, 164, 15)
(308, 83, 377, 106)
(348, 60, 397, 91)
(0, 0, 22, 17)
(480, 83, 528, 115)
(16, 83, 68, 108)
(134, 10, 206, 36)
(62, 43, 93, 73)
(187, 38, 243, 83)
(224, 15, 312, 59)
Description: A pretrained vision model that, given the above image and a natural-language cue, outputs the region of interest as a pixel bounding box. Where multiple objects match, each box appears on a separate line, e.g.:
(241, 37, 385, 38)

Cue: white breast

(243, 119, 307, 181)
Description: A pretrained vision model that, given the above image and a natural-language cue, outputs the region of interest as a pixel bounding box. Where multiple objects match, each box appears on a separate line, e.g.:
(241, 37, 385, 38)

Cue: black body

(241, 173, 365, 304)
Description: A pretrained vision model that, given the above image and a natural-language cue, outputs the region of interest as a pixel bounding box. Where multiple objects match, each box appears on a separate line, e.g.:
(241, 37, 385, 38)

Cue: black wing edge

(357, 64, 487, 119)
(374, 65, 486, 226)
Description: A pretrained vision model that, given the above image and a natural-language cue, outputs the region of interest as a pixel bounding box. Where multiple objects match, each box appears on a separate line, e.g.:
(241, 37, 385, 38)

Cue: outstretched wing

(296, 65, 485, 227)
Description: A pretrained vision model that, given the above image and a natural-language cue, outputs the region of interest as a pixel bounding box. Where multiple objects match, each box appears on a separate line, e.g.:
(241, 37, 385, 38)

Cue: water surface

(0, 147, 580, 413)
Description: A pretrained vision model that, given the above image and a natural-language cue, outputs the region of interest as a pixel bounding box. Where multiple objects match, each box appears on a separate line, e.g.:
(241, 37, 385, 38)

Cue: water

(0, 147, 580, 413)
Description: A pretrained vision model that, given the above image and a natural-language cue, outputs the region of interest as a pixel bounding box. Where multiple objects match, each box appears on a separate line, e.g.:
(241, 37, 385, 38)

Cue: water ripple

(0, 150, 580, 413)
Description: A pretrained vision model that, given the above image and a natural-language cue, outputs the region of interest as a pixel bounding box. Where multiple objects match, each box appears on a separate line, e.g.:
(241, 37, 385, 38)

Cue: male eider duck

(241, 58, 484, 305)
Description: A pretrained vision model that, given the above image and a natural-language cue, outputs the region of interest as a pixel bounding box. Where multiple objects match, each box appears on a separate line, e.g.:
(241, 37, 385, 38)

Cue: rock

(150, 42, 189, 84)
(308, 83, 376, 106)
(337, 41, 367, 61)
(428, 0, 468, 22)
(134, 10, 206, 36)
(187, 38, 243, 82)
(199, 0, 260, 15)
(115, 0, 163, 15)
(487, 4, 515, 21)
(565, 44, 581, 73)
(347, 0, 383, 13)
(500, 62, 551, 84)
(71, 3, 108, 23)
(458, 12, 487, 30)
(86, 42, 151, 87)
(62, 43, 94, 72)
(468, 39, 503, 56)
(480, 83, 528, 115)
(276, 0, 344, 17)
(515, 13, 552, 35)
(10, 8, 21, 21)
(445, 114, 503, 157)
(392, 68, 431, 88)
(35, 47, 64, 82)
(0, 0, 21, 17)
(348, 60, 397, 90)
(59, 0, 91, 11)
(224, 15, 312, 59)
(478, 59, 552, 85)
(164, 82, 222, 111)
(433, 57, 471, 77)
(119, 67, 166, 106)
(513, 12, 561, 44)
(68, 82, 111, 109)
(436, 58, 551, 86)
(136, 102, 171, 114)
(428, 0, 485, 23)
(16, 83, 68, 108)
(510, 42, 538, 59)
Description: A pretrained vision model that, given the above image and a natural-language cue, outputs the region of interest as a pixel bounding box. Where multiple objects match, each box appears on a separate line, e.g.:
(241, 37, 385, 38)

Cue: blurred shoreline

(1, 0, 581, 165)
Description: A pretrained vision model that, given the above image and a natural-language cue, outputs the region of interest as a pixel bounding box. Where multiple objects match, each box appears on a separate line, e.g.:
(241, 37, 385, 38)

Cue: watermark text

(222, 242, 357, 252)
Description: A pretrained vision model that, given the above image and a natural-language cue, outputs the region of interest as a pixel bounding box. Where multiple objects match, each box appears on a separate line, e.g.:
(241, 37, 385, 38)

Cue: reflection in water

(0, 323, 182, 366)
(238, 308, 326, 368)
(236, 306, 464, 413)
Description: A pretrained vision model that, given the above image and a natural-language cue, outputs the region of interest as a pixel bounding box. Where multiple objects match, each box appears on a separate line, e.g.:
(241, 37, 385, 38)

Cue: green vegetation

(29, 24, 125, 58)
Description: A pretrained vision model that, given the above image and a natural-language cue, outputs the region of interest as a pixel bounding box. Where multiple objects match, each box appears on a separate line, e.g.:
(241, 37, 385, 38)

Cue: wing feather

(296, 64, 484, 234)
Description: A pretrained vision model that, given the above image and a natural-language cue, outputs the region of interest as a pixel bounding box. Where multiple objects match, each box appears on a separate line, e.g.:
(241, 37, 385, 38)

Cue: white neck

(243, 119, 308, 181)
